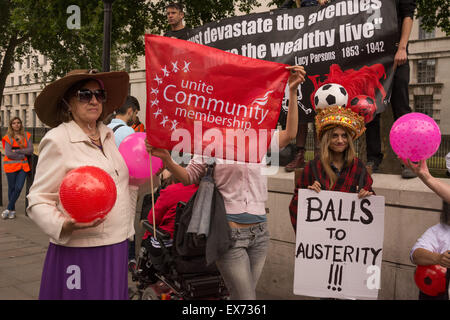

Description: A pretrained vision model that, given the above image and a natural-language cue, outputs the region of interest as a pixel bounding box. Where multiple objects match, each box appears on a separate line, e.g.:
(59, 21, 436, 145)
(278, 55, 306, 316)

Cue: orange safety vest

(2, 132, 31, 173)
(132, 123, 145, 132)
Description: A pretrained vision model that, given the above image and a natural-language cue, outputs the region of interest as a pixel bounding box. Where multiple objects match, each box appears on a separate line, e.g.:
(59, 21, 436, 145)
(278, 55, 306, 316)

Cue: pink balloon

(389, 113, 441, 162)
(118, 132, 163, 186)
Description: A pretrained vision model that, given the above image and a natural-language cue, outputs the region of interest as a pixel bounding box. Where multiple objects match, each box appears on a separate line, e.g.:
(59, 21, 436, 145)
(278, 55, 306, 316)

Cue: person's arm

(394, 16, 413, 67)
(278, 65, 306, 150)
(15, 136, 33, 156)
(289, 161, 315, 232)
(145, 141, 191, 185)
(4, 141, 26, 160)
(395, 0, 416, 66)
(27, 133, 103, 243)
(412, 248, 450, 268)
(403, 159, 450, 203)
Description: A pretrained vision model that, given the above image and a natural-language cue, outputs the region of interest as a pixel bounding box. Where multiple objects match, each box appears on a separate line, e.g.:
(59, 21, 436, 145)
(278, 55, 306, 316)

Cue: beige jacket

(26, 120, 135, 247)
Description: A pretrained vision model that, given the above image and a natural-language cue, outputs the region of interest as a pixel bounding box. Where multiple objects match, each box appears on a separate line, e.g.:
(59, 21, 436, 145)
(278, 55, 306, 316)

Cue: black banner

(187, 0, 398, 123)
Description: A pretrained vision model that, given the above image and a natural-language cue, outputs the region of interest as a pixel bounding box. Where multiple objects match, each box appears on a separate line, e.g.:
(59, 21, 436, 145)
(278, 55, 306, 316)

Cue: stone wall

(257, 170, 449, 300)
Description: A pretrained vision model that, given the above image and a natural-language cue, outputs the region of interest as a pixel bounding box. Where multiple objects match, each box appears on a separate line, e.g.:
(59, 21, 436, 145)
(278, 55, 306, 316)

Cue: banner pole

(149, 153, 157, 240)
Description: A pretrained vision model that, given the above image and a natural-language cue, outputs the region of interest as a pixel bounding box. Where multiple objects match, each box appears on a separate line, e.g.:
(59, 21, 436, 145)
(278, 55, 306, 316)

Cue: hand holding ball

(59, 166, 117, 223)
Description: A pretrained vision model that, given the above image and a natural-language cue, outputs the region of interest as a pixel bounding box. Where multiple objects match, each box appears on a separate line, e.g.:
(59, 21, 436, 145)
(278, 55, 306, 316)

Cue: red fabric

(309, 63, 387, 110)
(143, 183, 198, 239)
(145, 34, 289, 163)
(288, 157, 374, 233)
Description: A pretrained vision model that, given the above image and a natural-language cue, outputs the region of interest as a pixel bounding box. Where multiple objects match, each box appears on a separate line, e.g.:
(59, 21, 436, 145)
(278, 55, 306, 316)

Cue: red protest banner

(145, 34, 289, 163)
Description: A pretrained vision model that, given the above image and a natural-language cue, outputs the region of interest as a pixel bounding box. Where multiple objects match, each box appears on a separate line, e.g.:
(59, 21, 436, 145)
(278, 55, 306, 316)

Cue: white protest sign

(294, 189, 385, 300)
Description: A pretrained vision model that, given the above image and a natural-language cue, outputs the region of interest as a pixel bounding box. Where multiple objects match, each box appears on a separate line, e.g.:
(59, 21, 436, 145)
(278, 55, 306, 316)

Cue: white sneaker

(8, 211, 16, 219)
(1, 210, 10, 219)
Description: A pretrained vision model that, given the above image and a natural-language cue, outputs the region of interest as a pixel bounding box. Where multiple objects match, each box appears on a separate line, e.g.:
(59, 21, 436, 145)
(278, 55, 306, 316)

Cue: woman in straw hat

(27, 69, 133, 300)
(289, 105, 375, 233)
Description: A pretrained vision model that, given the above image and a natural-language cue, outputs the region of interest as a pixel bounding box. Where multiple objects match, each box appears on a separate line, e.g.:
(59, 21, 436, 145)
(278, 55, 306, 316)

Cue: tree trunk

(0, 35, 19, 105)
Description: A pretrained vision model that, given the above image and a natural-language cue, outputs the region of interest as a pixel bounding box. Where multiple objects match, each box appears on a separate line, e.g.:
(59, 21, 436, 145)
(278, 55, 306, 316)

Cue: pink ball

(389, 113, 441, 162)
(118, 132, 163, 186)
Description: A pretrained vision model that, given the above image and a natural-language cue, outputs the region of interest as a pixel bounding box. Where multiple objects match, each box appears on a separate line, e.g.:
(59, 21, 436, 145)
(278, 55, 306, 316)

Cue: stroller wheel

(141, 286, 160, 300)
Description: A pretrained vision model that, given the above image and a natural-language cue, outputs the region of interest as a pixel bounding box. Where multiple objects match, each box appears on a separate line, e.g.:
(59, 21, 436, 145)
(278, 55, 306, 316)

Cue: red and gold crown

(315, 105, 366, 140)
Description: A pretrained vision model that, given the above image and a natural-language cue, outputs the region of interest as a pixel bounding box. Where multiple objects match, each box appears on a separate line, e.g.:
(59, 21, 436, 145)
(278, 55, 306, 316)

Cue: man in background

(365, 0, 417, 179)
(164, 2, 190, 40)
(107, 96, 141, 272)
(108, 96, 140, 147)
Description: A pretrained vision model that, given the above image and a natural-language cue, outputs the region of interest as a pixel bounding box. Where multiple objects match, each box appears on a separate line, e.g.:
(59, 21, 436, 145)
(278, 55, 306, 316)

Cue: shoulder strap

(113, 124, 125, 133)
(205, 162, 215, 178)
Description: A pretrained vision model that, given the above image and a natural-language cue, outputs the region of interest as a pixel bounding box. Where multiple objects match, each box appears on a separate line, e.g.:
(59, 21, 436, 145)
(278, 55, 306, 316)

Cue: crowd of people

(0, 1, 447, 301)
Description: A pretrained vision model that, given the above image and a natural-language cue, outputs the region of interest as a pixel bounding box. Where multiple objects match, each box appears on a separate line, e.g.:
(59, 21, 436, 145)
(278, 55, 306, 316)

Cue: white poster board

(294, 189, 385, 300)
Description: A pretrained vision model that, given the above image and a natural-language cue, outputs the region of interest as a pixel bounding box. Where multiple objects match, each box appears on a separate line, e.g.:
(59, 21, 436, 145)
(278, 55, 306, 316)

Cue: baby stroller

(129, 201, 229, 300)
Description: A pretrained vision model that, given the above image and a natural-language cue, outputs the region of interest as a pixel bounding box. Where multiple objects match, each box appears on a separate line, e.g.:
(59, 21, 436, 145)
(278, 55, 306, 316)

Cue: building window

(18, 75, 22, 85)
(418, 23, 435, 40)
(414, 95, 435, 120)
(417, 59, 435, 83)
(10, 77, 14, 86)
(22, 93, 29, 106)
(22, 109, 27, 127)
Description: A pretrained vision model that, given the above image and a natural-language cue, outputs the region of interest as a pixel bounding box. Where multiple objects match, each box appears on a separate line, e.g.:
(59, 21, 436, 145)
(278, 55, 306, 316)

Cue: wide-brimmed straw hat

(34, 69, 129, 128)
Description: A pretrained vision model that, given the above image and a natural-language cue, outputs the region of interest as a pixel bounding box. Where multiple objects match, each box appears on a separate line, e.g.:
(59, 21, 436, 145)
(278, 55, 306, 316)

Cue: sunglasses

(76, 89, 107, 103)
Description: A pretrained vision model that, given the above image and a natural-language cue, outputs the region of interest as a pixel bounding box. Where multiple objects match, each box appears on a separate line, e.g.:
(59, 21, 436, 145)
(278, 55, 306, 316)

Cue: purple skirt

(39, 240, 128, 300)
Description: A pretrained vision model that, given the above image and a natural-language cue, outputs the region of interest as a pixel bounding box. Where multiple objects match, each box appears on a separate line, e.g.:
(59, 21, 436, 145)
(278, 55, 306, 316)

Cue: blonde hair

(319, 125, 356, 187)
(7, 117, 25, 139)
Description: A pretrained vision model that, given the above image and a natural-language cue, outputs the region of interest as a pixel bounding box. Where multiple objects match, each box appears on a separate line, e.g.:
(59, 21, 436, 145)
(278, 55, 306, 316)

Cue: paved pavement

(0, 172, 47, 299)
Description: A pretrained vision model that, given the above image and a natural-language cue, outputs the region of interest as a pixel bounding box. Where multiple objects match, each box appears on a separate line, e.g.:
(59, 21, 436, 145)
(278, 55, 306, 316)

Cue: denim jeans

(6, 169, 28, 211)
(215, 222, 270, 300)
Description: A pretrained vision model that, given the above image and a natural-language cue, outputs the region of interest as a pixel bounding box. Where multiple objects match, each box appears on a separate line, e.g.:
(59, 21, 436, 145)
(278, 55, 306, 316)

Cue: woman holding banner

(147, 65, 306, 300)
(289, 105, 374, 232)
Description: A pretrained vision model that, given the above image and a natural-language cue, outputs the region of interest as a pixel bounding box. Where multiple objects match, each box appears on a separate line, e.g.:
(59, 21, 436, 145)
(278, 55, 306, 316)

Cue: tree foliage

(146, 0, 261, 34)
(0, 0, 261, 103)
(416, 0, 449, 35)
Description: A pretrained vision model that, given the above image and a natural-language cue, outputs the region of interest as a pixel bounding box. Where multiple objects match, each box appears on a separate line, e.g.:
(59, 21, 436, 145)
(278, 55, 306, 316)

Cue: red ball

(414, 264, 447, 296)
(349, 95, 377, 123)
(59, 166, 117, 223)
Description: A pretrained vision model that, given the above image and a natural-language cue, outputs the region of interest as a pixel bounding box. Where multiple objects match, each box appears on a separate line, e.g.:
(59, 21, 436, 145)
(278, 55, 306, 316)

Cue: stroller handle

(141, 220, 171, 241)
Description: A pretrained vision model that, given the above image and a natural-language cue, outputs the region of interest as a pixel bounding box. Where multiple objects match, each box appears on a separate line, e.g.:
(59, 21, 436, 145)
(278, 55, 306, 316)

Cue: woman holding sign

(289, 105, 374, 232)
(147, 65, 306, 300)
